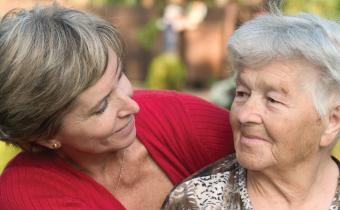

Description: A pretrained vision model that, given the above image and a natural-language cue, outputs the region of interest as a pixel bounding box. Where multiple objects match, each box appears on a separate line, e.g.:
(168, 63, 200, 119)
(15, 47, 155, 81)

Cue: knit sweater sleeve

(173, 92, 235, 167)
(0, 153, 125, 210)
(0, 163, 90, 210)
(134, 90, 234, 183)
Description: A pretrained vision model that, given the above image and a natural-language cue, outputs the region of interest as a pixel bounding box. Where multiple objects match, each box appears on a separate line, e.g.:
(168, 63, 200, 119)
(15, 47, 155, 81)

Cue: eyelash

(93, 74, 125, 116)
(267, 97, 279, 104)
(235, 91, 249, 98)
(235, 91, 282, 105)
(94, 98, 108, 115)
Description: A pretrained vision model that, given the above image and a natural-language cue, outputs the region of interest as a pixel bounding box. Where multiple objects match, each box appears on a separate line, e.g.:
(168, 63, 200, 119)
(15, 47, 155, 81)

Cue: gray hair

(0, 4, 125, 151)
(228, 12, 340, 117)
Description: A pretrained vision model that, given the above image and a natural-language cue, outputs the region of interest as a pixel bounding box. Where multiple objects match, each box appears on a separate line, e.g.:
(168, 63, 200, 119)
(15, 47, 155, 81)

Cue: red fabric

(0, 90, 234, 210)
(134, 90, 234, 184)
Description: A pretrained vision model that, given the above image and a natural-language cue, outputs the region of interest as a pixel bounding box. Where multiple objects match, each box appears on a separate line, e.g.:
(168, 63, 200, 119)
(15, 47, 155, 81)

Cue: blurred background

(0, 0, 339, 172)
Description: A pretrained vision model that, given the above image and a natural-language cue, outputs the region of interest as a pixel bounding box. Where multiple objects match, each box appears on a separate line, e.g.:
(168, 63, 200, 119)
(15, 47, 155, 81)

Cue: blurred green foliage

(146, 53, 186, 90)
(284, 0, 340, 18)
(0, 142, 20, 174)
(334, 141, 340, 159)
(137, 18, 160, 50)
(90, 0, 138, 6)
(89, 0, 216, 7)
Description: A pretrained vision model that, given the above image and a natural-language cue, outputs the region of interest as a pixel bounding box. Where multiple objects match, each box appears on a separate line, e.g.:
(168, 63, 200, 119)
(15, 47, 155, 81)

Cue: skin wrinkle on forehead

(238, 59, 321, 100)
(237, 68, 290, 97)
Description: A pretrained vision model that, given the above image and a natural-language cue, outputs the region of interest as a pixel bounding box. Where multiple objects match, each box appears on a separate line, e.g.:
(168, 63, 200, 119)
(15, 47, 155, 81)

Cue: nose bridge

(116, 89, 140, 117)
(238, 94, 262, 124)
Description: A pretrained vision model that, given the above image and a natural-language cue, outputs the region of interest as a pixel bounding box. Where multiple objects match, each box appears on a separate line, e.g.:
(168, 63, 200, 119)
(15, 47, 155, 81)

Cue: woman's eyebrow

(235, 74, 248, 87)
(88, 89, 113, 114)
(85, 60, 123, 114)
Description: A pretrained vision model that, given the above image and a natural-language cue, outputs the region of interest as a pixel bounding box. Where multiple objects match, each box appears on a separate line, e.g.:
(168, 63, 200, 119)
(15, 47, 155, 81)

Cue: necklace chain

(113, 149, 126, 194)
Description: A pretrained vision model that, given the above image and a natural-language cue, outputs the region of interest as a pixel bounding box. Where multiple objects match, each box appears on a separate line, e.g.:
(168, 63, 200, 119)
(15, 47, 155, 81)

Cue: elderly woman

(162, 7, 340, 210)
(0, 4, 235, 210)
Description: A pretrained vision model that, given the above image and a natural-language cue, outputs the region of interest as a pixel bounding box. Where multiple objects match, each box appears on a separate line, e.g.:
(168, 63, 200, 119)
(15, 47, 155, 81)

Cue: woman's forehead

(237, 59, 320, 92)
(70, 50, 120, 113)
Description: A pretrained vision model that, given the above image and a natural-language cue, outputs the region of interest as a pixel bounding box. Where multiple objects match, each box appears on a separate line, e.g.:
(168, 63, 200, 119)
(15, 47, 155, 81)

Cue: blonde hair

(0, 4, 125, 151)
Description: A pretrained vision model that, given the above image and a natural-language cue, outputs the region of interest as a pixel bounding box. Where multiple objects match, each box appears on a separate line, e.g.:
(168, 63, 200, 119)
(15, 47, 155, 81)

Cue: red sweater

(0, 90, 234, 210)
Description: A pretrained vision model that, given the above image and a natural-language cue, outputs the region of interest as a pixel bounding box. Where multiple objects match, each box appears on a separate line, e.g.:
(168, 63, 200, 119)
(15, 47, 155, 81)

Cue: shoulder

(133, 89, 209, 104)
(133, 90, 190, 124)
(0, 152, 89, 208)
(133, 89, 215, 129)
(133, 89, 178, 99)
(1, 152, 73, 191)
(133, 90, 229, 126)
(162, 154, 242, 209)
(1, 152, 59, 180)
(134, 90, 234, 171)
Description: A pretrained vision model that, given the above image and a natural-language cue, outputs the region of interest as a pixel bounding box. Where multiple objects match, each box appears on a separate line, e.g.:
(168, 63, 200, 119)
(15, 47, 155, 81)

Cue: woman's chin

(113, 128, 137, 150)
(100, 128, 137, 153)
(236, 151, 271, 171)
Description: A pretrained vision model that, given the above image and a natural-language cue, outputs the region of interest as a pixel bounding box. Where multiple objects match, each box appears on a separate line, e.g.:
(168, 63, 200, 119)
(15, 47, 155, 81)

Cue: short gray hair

(228, 12, 340, 117)
(0, 4, 125, 151)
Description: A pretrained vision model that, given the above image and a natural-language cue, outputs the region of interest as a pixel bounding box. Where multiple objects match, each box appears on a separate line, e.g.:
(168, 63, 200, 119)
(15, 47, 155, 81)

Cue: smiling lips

(240, 133, 270, 144)
(113, 117, 135, 137)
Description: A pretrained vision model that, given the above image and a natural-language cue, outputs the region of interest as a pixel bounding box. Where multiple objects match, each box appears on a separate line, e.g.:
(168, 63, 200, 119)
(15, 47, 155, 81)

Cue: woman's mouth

(240, 133, 270, 144)
(113, 117, 135, 137)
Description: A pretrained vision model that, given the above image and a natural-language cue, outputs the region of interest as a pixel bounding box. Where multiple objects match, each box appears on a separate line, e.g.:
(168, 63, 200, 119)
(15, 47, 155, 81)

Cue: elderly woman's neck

(56, 140, 149, 183)
(247, 155, 339, 210)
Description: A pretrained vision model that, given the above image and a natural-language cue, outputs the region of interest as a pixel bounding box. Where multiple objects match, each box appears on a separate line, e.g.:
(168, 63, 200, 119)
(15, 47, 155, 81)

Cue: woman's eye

(235, 91, 249, 98)
(267, 97, 279, 104)
(94, 99, 108, 115)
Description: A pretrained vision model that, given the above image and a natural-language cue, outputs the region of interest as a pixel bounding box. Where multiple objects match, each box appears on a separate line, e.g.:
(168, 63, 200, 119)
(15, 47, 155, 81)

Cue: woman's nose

(116, 74, 140, 117)
(236, 97, 262, 125)
(116, 75, 140, 116)
(117, 94, 140, 118)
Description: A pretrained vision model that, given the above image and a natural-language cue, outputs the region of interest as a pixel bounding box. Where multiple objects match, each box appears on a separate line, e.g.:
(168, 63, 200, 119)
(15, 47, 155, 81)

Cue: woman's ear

(36, 139, 62, 150)
(320, 105, 340, 147)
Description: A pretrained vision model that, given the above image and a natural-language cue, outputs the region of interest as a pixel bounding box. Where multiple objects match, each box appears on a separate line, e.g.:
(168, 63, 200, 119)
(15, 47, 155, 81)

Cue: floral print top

(162, 154, 340, 210)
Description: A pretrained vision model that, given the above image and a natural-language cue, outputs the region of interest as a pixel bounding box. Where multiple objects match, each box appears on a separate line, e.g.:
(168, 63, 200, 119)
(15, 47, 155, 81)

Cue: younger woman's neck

(58, 147, 126, 178)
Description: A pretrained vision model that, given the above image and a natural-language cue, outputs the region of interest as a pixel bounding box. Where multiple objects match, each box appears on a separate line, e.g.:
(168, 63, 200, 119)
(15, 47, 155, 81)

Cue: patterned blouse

(162, 154, 340, 210)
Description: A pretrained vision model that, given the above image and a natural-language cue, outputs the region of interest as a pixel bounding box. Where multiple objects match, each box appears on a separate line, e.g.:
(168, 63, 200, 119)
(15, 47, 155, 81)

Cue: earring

(51, 142, 61, 150)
